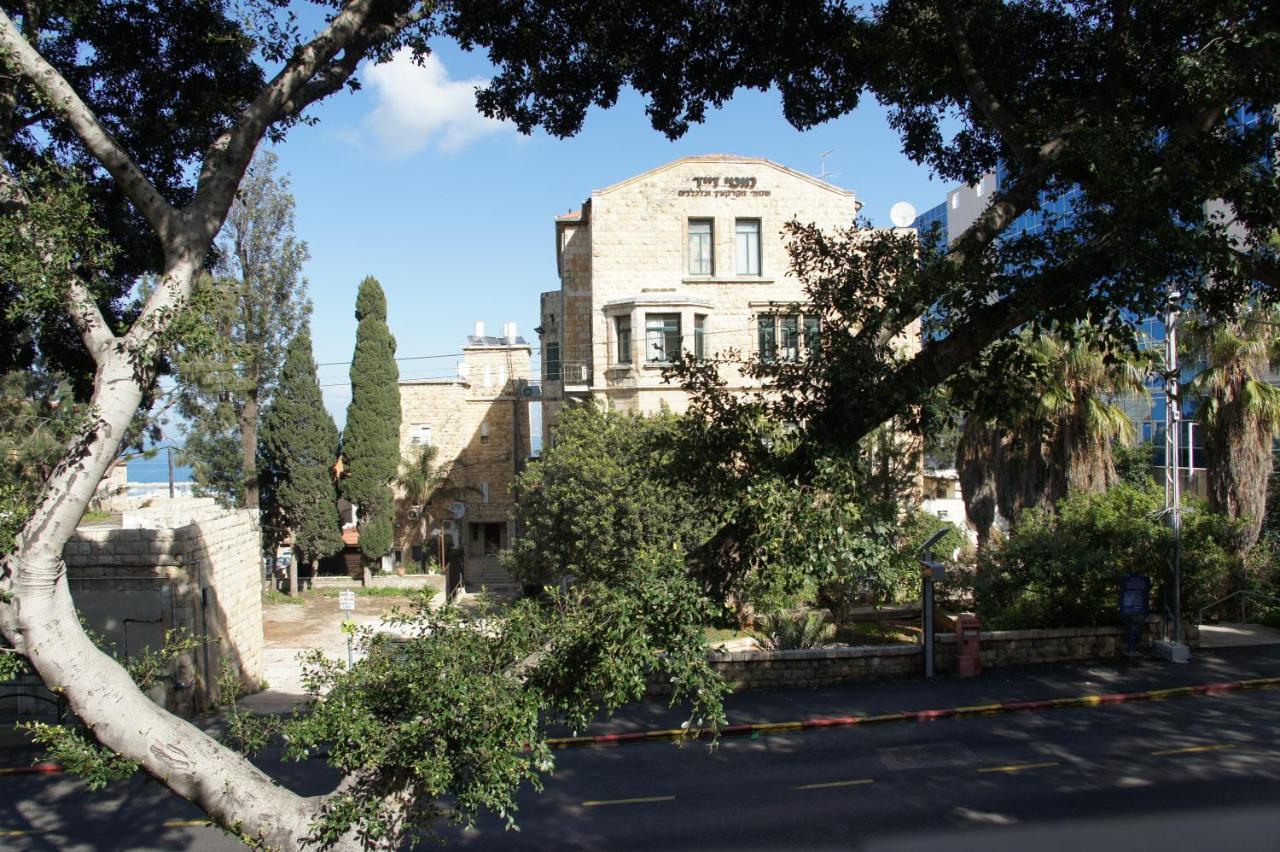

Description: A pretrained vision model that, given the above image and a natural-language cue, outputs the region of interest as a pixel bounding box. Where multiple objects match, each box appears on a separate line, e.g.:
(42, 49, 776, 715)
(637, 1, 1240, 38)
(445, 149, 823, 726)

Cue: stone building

(396, 323, 532, 592)
(537, 155, 866, 446)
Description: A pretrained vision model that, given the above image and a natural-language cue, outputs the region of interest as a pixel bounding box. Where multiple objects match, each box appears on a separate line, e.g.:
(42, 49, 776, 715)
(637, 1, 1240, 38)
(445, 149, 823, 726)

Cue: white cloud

(361, 50, 511, 158)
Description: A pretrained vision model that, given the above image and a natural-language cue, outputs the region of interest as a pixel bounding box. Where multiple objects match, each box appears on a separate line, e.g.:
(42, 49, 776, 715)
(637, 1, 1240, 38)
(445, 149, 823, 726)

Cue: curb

(545, 675, 1280, 749)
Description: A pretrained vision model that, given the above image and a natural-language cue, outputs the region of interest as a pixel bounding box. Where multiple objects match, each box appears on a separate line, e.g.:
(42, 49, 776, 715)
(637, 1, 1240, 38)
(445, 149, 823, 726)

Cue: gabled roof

(594, 154, 854, 198)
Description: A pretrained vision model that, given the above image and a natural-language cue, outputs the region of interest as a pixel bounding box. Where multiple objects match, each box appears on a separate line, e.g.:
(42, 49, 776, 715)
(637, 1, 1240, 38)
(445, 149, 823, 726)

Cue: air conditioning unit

(519, 381, 542, 399)
(563, 362, 589, 385)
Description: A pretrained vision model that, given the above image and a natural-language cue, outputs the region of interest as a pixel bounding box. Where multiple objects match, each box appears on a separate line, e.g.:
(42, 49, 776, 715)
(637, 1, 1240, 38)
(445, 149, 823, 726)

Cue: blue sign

(1120, 574, 1150, 617)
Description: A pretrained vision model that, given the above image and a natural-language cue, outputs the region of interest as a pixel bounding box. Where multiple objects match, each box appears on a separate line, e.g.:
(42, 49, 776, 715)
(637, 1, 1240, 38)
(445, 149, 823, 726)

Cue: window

(545, 341, 561, 380)
(688, 219, 713, 275)
(759, 313, 820, 362)
(409, 424, 432, 446)
(694, 315, 707, 361)
(480, 482, 490, 504)
(735, 219, 761, 275)
(804, 315, 821, 355)
(616, 315, 632, 364)
(757, 315, 778, 362)
(645, 314, 681, 363)
(480, 419, 490, 442)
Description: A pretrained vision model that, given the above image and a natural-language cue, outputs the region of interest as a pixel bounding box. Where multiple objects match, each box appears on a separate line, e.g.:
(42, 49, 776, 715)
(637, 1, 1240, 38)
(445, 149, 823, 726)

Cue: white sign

(449, 502, 466, 519)
(338, 591, 356, 612)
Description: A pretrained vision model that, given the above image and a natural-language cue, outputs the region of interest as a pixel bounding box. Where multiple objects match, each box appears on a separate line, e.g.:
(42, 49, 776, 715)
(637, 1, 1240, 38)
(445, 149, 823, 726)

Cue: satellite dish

(449, 502, 466, 520)
(890, 201, 917, 228)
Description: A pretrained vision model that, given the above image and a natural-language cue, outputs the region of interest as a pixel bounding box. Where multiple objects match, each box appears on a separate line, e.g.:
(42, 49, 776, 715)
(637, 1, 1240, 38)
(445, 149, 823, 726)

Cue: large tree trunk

(1, 342, 324, 849)
(956, 420, 999, 545)
(1205, 381, 1273, 556)
(241, 389, 260, 511)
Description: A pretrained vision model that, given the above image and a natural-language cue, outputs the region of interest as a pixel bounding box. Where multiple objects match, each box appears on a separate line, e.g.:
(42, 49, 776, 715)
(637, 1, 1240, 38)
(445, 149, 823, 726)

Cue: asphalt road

(436, 686, 1280, 851)
(4, 660, 1280, 850)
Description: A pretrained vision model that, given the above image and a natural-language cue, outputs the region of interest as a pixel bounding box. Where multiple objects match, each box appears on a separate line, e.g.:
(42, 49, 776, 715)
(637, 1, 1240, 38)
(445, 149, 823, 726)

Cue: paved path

(1198, 622, 1280, 649)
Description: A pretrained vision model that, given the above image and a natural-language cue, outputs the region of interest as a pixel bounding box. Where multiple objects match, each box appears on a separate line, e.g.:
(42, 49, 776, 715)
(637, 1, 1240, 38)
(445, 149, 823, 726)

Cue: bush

(976, 484, 1238, 629)
(752, 610, 833, 650)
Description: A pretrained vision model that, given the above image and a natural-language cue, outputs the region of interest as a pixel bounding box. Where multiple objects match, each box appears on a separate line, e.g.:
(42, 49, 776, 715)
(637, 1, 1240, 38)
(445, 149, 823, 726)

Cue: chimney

(473, 320, 485, 338)
(503, 321, 518, 341)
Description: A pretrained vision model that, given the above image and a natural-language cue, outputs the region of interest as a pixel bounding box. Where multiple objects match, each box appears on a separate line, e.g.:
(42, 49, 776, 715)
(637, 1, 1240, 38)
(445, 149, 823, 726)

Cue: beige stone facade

(396, 325, 531, 590)
(538, 155, 866, 445)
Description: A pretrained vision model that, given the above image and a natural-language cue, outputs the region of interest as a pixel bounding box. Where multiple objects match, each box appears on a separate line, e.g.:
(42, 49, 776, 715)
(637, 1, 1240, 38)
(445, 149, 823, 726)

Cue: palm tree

(395, 443, 451, 572)
(1185, 306, 1280, 555)
(956, 325, 1150, 542)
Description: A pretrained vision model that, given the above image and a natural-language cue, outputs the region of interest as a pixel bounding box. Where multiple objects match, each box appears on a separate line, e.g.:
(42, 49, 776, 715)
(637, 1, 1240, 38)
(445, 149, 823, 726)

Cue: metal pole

(1165, 290, 1183, 646)
(167, 446, 175, 499)
(347, 634, 354, 669)
(923, 575, 935, 678)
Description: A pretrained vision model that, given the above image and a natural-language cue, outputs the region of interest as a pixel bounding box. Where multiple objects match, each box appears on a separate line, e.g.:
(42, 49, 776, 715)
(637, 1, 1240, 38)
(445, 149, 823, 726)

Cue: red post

(955, 614, 982, 677)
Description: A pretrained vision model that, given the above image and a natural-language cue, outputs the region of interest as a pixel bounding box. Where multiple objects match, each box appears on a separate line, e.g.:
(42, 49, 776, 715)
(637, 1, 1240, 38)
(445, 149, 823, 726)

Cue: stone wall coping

(936, 625, 1129, 643)
(708, 643, 921, 663)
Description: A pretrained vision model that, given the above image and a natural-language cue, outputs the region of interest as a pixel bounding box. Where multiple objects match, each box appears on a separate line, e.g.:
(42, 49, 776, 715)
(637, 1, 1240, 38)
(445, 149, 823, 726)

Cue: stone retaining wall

(649, 620, 1190, 695)
(54, 501, 264, 717)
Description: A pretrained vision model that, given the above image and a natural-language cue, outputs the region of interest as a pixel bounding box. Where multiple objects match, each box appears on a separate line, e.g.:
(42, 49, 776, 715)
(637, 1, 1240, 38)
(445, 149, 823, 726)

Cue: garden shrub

(976, 484, 1237, 629)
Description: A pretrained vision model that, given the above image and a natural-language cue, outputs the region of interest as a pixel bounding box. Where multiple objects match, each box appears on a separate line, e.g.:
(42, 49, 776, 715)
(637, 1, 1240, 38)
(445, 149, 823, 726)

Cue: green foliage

(260, 329, 343, 567)
(216, 665, 281, 758)
(342, 276, 401, 562)
(506, 403, 717, 588)
(1114, 441, 1157, 489)
(976, 484, 1238, 629)
(125, 628, 201, 691)
(21, 723, 139, 791)
(279, 560, 725, 841)
(169, 152, 311, 510)
(0, 369, 90, 543)
(752, 610, 833, 651)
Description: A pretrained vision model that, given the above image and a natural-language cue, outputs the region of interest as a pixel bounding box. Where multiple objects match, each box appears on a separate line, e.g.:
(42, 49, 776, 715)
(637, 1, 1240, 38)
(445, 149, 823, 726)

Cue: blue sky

(252, 40, 952, 427)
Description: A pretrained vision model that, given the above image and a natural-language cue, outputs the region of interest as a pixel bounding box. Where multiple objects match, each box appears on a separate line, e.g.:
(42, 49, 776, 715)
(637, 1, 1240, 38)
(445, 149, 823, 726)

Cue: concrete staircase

(463, 557, 521, 599)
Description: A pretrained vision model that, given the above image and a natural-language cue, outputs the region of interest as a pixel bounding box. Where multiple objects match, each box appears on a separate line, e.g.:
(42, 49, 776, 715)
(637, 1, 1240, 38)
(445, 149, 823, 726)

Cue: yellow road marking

(794, 778, 875, 790)
(582, 795, 675, 807)
(954, 704, 1003, 716)
(162, 818, 212, 828)
(0, 828, 50, 837)
(978, 761, 1060, 774)
(1151, 743, 1235, 757)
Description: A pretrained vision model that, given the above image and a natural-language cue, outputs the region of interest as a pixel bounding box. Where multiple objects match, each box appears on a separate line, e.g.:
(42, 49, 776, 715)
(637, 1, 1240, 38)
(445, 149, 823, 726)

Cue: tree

(174, 151, 311, 510)
(0, 0, 263, 397)
(395, 443, 473, 572)
(261, 328, 343, 590)
(506, 403, 717, 589)
(952, 326, 1151, 541)
(342, 276, 401, 567)
(468, 0, 1279, 446)
(1185, 306, 1280, 555)
(0, 3, 675, 846)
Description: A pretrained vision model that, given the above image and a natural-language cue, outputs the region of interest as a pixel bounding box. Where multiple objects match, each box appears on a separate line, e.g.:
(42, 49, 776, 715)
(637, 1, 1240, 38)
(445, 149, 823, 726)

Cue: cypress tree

(260, 327, 344, 587)
(342, 276, 401, 564)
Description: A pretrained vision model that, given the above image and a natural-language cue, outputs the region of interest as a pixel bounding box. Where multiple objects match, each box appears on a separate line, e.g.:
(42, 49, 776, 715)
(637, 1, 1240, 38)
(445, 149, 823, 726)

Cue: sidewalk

(553, 644, 1280, 739)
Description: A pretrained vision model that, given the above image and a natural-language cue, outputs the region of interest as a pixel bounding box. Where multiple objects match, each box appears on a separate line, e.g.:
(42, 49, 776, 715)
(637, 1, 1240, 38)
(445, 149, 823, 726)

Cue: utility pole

(1155, 286, 1190, 663)
(167, 446, 175, 499)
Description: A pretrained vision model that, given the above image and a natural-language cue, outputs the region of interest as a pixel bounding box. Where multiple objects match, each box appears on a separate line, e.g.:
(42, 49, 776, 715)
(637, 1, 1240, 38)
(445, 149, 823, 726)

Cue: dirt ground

(240, 590, 433, 714)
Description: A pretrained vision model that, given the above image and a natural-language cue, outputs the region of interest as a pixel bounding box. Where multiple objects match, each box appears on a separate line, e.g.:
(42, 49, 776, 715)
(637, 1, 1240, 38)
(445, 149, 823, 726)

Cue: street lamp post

(1155, 286, 1190, 663)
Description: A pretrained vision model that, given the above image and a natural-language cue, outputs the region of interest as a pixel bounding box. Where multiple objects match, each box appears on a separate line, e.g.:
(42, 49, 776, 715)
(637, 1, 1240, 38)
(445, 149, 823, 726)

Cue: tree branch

(0, 8, 178, 242)
(188, 0, 405, 248)
(942, 5, 1035, 168)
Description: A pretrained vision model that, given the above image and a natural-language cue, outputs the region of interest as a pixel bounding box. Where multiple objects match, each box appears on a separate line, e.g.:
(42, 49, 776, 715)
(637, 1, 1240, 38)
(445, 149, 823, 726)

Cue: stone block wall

(60, 501, 264, 717)
(647, 622, 1176, 695)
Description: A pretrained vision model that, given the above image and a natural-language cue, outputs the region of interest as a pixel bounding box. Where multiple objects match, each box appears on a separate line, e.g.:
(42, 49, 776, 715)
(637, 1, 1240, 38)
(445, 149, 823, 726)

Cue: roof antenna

(819, 149, 836, 180)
